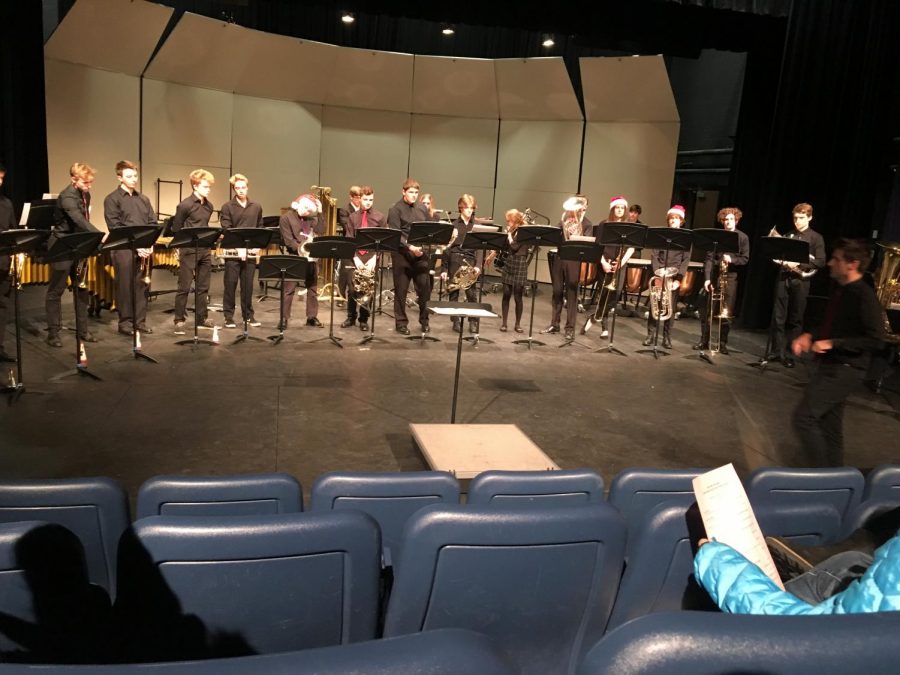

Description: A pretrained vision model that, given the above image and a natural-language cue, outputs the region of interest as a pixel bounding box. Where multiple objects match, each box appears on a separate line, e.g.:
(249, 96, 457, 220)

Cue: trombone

(708, 259, 730, 353)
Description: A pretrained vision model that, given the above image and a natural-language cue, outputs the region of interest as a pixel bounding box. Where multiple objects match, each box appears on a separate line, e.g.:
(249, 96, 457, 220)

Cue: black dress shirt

(785, 226, 826, 275)
(54, 184, 100, 234)
(0, 195, 14, 271)
(704, 229, 750, 281)
(650, 229, 692, 279)
(279, 211, 326, 255)
(220, 198, 263, 230)
(103, 187, 157, 229)
(810, 278, 884, 361)
(346, 208, 386, 262)
(170, 194, 214, 232)
(387, 199, 430, 246)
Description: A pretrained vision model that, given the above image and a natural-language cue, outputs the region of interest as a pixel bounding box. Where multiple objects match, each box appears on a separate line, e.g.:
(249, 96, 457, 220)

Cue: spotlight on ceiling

(442, 25, 455, 36)
(541, 34, 555, 48)
(341, 12, 355, 24)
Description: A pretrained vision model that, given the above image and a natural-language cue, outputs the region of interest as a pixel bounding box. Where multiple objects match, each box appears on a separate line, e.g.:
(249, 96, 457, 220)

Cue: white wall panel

(236, 33, 338, 104)
(45, 60, 141, 230)
(495, 58, 582, 121)
(496, 121, 583, 194)
(412, 56, 498, 119)
(319, 106, 411, 210)
(581, 56, 680, 122)
(326, 49, 414, 113)
(231, 96, 323, 215)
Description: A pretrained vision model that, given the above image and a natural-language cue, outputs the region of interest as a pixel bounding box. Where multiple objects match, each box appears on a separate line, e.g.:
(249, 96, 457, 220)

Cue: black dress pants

(773, 276, 809, 358)
(0, 266, 10, 352)
(174, 250, 211, 323)
(699, 273, 738, 345)
(282, 261, 318, 322)
(46, 261, 90, 337)
(222, 258, 256, 322)
(111, 249, 148, 331)
(550, 256, 579, 331)
(390, 251, 431, 328)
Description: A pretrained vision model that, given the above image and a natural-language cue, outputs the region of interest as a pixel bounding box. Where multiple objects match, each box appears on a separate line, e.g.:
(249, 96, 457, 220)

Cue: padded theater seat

(466, 469, 604, 507)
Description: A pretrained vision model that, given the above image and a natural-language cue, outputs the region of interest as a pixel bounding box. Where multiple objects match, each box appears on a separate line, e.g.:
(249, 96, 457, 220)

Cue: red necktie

(359, 211, 369, 256)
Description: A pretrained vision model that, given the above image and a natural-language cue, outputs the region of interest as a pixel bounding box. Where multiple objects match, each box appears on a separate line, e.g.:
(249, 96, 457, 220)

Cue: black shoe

(784, 357, 796, 369)
(0, 350, 15, 363)
(306, 318, 323, 327)
(541, 325, 560, 334)
(397, 325, 410, 335)
(662, 336, 672, 349)
(564, 328, 575, 341)
(341, 318, 356, 328)
(468, 322, 478, 334)
(47, 333, 63, 348)
(137, 325, 153, 334)
(118, 327, 134, 336)
(200, 318, 214, 328)
(692, 342, 708, 351)
(422, 324, 431, 333)
(719, 344, 730, 355)
(359, 322, 369, 332)
(499, 325, 508, 332)
(80, 332, 99, 343)
(642, 335, 654, 346)
(452, 320, 462, 333)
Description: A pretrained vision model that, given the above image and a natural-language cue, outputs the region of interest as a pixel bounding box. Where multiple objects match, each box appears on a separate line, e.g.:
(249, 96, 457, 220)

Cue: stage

(1, 270, 896, 509)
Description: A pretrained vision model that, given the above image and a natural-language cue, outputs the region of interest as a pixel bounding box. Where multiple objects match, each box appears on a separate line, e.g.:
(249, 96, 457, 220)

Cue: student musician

(103, 160, 157, 337)
(171, 169, 215, 335)
(46, 162, 102, 347)
(386, 178, 432, 335)
(543, 195, 592, 340)
(337, 186, 361, 300)
(694, 207, 750, 353)
(500, 209, 529, 333)
(643, 205, 691, 349)
(420, 193, 439, 221)
(279, 193, 326, 328)
(444, 194, 482, 333)
(627, 204, 643, 223)
(219, 173, 263, 329)
(591, 195, 635, 337)
(341, 185, 384, 331)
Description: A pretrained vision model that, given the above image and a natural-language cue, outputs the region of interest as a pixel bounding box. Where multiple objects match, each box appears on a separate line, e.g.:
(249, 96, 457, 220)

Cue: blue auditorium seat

(115, 511, 381, 661)
(605, 501, 842, 631)
(135, 473, 303, 519)
(746, 466, 865, 540)
(0, 629, 516, 674)
(467, 469, 604, 507)
(383, 504, 626, 675)
(578, 611, 900, 674)
(847, 464, 900, 532)
(0, 478, 129, 595)
(310, 471, 459, 566)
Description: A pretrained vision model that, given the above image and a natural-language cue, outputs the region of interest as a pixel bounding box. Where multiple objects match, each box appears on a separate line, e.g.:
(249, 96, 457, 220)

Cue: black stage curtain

(0, 3, 48, 215)
(728, 0, 900, 328)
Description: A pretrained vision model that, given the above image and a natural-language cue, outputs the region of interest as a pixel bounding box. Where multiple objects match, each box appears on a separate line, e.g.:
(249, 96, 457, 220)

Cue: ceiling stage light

(542, 35, 555, 48)
(341, 12, 355, 24)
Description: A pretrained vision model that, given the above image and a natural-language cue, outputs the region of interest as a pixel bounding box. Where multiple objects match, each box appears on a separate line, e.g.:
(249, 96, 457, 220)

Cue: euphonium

(352, 265, 376, 306)
(447, 259, 479, 293)
(874, 242, 900, 342)
(649, 267, 676, 321)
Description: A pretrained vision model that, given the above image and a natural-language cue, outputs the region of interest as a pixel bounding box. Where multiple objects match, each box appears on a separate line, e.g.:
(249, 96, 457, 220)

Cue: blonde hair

(70, 163, 96, 181)
(190, 169, 215, 188)
(505, 209, 525, 230)
(229, 173, 248, 186)
(458, 194, 476, 210)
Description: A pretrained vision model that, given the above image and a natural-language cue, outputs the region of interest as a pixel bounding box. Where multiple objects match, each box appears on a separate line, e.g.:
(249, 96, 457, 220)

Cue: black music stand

(460, 231, 507, 346)
(557, 240, 603, 350)
(43, 231, 104, 382)
(750, 236, 811, 373)
(167, 227, 221, 348)
(428, 301, 498, 423)
(101, 225, 162, 363)
(587, 222, 647, 356)
(257, 225, 283, 303)
(0, 229, 50, 403)
(219, 227, 274, 344)
(512, 226, 562, 349)
(258, 255, 309, 345)
(691, 229, 741, 365)
(406, 222, 454, 343)
(636, 228, 693, 360)
(355, 227, 402, 346)
(308, 237, 358, 349)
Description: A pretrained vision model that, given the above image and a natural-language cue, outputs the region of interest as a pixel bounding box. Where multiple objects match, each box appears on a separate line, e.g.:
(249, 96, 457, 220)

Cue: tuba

(874, 242, 900, 342)
(649, 267, 677, 321)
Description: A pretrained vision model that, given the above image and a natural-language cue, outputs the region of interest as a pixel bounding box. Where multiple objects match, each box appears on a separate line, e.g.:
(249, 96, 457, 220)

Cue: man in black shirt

(47, 162, 102, 348)
(219, 173, 263, 329)
(170, 169, 215, 334)
(0, 163, 15, 362)
(772, 203, 826, 367)
(104, 160, 157, 336)
(791, 239, 885, 467)
(386, 178, 431, 335)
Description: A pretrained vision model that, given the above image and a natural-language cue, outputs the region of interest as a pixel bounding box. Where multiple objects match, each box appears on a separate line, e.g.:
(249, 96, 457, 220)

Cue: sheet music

(429, 307, 498, 318)
(472, 224, 500, 233)
(19, 203, 30, 227)
(692, 464, 784, 589)
(568, 235, 596, 242)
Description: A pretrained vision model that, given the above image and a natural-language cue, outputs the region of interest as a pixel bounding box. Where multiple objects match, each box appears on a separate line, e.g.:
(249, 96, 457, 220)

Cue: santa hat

(609, 196, 628, 209)
(667, 204, 686, 220)
(291, 193, 320, 217)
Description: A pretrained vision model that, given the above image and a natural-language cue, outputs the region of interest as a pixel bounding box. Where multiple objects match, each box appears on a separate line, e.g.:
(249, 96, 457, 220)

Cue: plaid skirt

(502, 252, 529, 286)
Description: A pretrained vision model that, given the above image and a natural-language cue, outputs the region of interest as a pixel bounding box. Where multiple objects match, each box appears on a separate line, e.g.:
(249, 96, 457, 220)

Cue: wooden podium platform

(410, 423, 559, 479)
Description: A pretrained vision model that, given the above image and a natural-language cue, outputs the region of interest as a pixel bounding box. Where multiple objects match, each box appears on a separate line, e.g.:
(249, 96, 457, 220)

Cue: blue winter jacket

(694, 534, 900, 615)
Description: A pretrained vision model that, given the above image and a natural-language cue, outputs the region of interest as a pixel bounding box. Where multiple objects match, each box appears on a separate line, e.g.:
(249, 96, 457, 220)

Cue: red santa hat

(609, 195, 628, 209)
(291, 193, 320, 217)
(667, 204, 686, 220)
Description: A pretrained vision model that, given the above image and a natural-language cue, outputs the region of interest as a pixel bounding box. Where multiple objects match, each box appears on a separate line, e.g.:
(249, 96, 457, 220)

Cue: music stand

(258, 255, 309, 345)
(511, 225, 562, 349)
(219, 227, 274, 344)
(460, 231, 507, 346)
(0, 229, 50, 403)
(43, 231, 104, 381)
(167, 227, 221, 348)
(691, 229, 740, 365)
(406, 222, 454, 343)
(308, 237, 358, 349)
(556, 240, 603, 350)
(354, 228, 402, 345)
(101, 225, 162, 363)
(749, 236, 810, 372)
(428, 301, 498, 423)
(636, 228, 693, 360)
(257, 225, 283, 303)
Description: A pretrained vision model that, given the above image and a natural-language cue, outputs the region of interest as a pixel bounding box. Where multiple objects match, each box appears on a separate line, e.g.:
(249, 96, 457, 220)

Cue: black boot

(642, 328, 655, 346)
(662, 326, 672, 349)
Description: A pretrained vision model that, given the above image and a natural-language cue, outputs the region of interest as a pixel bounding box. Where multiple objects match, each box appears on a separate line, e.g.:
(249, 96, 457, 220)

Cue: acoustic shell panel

(45, 60, 141, 231)
(496, 121, 583, 194)
(231, 95, 323, 215)
(412, 56, 499, 119)
(494, 58, 582, 121)
(581, 56, 680, 123)
(319, 106, 412, 210)
(326, 48, 415, 113)
(44, 0, 172, 77)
